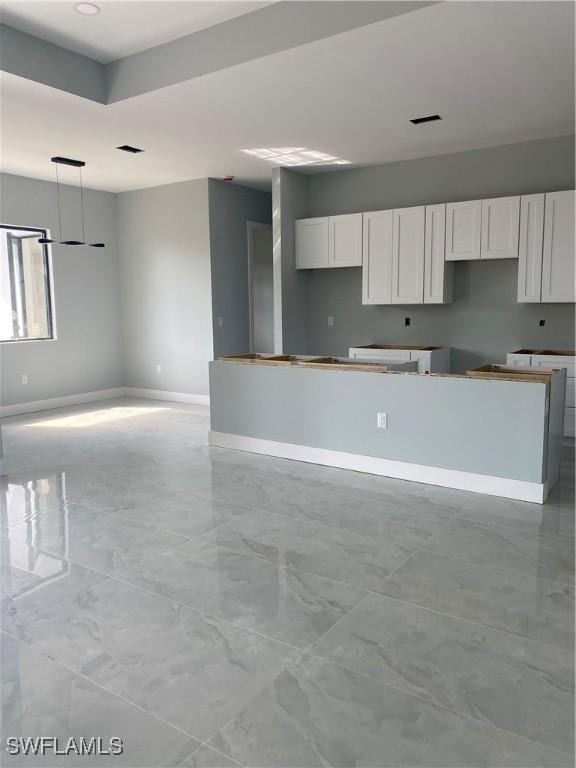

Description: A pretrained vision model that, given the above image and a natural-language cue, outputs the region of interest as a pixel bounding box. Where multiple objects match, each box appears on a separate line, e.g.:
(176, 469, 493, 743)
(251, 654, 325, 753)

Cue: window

(0, 225, 54, 342)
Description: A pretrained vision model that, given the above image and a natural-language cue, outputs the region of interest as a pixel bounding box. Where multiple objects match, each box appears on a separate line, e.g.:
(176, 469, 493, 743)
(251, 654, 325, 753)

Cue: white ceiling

(0, 1, 271, 62)
(0, 1, 573, 192)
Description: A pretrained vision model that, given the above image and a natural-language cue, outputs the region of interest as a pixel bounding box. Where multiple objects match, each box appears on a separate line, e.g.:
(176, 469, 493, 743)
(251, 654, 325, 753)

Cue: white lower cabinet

(506, 350, 575, 437)
(349, 346, 451, 373)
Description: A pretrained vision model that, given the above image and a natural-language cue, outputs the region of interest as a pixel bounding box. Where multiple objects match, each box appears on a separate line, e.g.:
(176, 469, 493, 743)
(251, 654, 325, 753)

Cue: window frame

(0, 223, 56, 344)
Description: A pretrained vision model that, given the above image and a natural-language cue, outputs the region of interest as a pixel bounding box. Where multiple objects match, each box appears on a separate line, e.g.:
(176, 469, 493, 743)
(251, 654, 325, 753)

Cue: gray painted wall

(300, 136, 575, 371)
(209, 361, 549, 482)
(208, 180, 271, 357)
(0, 172, 123, 406)
(272, 167, 310, 354)
(117, 179, 213, 396)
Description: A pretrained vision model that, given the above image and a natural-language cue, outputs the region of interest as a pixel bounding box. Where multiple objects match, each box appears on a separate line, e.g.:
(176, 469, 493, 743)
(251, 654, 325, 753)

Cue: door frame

(247, 221, 273, 353)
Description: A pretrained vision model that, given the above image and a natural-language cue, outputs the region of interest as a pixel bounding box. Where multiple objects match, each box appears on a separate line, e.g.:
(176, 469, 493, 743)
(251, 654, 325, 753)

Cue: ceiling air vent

(117, 145, 144, 153)
(410, 114, 442, 125)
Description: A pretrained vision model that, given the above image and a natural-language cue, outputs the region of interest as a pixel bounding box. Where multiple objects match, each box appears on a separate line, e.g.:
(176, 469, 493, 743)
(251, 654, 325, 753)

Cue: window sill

(0, 337, 57, 345)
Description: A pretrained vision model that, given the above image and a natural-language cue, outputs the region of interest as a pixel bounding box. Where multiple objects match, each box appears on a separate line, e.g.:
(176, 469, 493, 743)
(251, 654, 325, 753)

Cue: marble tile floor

(0, 397, 574, 767)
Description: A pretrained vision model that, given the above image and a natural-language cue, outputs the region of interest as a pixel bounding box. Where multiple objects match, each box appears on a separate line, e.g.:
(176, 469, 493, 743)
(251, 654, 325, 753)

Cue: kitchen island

(209, 356, 565, 503)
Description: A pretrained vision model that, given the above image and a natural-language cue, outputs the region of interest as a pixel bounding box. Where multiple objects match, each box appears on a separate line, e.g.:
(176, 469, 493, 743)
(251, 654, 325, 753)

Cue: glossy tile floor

(1, 398, 574, 767)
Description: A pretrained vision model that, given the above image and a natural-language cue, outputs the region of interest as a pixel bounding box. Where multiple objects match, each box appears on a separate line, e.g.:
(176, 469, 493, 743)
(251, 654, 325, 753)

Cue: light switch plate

(377, 412, 387, 429)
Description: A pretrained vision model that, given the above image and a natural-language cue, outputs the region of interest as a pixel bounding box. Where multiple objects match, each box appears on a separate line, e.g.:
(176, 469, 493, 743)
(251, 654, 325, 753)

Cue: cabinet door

(362, 210, 393, 304)
(481, 196, 520, 260)
(445, 200, 482, 261)
(531, 356, 576, 379)
(424, 204, 452, 304)
(517, 194, 545, 303)
(391, 206, 425, 304)
(541, 190, 575, 303)
(506, 354, 533, 367)
(329, 213, 362, 267)
(295, 218, 329, 269)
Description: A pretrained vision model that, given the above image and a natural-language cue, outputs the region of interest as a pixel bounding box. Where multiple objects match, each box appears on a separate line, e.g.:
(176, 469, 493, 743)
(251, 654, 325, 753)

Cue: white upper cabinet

(517, 193, 545, 303)
(362, 210, 393, 304)
(362, 205, 451, 305)
(295, 218, 329, 269)
(295, 214, 362, 269)
(541, 190, 575, 303)
(329, 213, 362, 267)
(481, 196, 520, 259)
(445, 200, 482, 261)
(424, 204, 452, 304)
(391, 206, 425, 304)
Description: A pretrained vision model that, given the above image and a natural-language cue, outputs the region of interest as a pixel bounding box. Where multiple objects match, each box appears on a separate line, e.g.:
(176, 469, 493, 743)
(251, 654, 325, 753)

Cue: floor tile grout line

(296, 648, 575, 760)
(4, 479, 450, 553)
(5, 527, 573, 657)
(447, 508, 576, 543)
(4, 526, 375, 630)
(182, 741, 245, 768)
(239, 500, 449, 549)
(174, 528, 419, 591)
(6, 552, 309, 655)
(288, 547, 424, 662)
(3, 616, 290, 764)
(195, 619, 574, 763)
(416, 545, 575, 588)
(100, 494, 443, 553)
(330, 589, 575, 655)
(423, 509, 576, 548)
(0, 629, 203, 747)
(404, 544, 576, 589)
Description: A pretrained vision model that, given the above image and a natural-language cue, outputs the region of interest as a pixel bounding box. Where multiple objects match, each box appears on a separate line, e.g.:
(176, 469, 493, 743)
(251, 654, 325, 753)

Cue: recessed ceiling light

(410, 114, 442, 125)
(74, 2, 101, 16)
(116, 145, 144, 154)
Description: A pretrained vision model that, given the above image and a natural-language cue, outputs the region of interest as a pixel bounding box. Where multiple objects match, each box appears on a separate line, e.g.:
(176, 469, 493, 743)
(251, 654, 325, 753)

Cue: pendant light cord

(55, 162, 63, 241)
(79, 166, 86, 243)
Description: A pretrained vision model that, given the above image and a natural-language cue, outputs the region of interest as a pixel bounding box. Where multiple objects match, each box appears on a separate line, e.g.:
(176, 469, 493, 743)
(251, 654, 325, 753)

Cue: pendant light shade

(42, 157, 105, 248)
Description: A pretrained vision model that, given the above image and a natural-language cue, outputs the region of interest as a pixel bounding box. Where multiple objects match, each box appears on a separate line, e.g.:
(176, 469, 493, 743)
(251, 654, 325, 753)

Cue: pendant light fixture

(38, 157, 105, 248)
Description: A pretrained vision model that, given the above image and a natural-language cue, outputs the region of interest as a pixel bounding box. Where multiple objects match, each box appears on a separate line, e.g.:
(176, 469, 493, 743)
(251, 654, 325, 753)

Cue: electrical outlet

(21, 374, 28, 385)
(156, 364, 162, 375)
(327, 316, 334, 327)
(377, 412, 387, 429)
(404, 317, 411, 327)
(218, 316, 224, 327)
(539, 319, 546, 327)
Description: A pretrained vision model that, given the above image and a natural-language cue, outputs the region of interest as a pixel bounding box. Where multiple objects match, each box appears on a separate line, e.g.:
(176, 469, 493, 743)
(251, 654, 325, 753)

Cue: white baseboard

(0, 388, 124, 418)
(0, 387, 210, 418)
(123, 387, 209, 407)
(209, 431, 547, 504)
